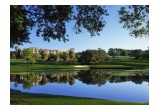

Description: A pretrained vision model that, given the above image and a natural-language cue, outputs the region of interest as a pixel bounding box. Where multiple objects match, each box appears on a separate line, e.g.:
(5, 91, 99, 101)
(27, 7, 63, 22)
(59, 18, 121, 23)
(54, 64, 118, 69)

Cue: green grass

(10, 89, 148, 105)
(90, 65, 133, 69)
(10, 57, 149, 73)
(10, 64, 90, 73)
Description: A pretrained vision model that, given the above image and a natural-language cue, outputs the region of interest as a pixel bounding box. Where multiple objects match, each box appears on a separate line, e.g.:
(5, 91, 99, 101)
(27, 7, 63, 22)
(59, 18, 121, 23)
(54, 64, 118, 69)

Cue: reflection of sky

(10, 80, 149, 102)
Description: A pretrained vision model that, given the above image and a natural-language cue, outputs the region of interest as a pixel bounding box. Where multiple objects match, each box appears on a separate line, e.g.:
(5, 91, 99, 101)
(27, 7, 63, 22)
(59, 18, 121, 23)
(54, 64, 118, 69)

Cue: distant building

(29, 47, 39, 54)
(28, 47, 75, 55)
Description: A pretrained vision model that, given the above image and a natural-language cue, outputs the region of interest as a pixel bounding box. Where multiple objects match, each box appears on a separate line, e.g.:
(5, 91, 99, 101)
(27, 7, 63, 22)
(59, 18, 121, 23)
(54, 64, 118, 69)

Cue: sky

(10, 5, 149, 53)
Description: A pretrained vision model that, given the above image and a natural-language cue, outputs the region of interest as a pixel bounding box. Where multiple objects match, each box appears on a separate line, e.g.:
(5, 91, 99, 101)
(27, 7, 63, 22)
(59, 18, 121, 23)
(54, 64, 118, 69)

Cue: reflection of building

(28, 47, 75, 55)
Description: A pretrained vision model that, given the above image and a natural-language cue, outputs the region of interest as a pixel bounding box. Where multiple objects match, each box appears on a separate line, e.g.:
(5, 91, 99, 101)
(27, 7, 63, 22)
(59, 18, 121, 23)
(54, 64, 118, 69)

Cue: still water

(10, 69, 149, 102)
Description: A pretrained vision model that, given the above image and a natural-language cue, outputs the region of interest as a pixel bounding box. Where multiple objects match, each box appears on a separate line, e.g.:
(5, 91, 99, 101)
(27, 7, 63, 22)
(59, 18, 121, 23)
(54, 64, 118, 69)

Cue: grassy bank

(10, 58, 149, 73)
(11, 89, 148, 105)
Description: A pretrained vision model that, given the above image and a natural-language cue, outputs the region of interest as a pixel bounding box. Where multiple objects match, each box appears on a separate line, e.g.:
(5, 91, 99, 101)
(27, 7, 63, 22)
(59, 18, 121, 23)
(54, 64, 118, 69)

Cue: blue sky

(10, 5, 148, 53)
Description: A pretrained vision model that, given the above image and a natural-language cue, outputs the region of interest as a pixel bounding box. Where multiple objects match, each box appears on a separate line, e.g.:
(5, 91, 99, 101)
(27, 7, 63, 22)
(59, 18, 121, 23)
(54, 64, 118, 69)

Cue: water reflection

(77, 70, 112, 86)
(109, 74, 149, 84)
(10, 70, 149, 89)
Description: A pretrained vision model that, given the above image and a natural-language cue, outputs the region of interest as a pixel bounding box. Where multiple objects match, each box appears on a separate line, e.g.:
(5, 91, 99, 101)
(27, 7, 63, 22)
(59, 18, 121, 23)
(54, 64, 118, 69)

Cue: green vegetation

(119, 5, 149, 37)
(11, 5, 148, 48)
(78, 49, 111, 64)
(108, 48, 149, 61)
(10, 57, 148, 73)
(11, 89, 147, 105)
(10, 5, 149, 105)
(23, 48, 37, 65)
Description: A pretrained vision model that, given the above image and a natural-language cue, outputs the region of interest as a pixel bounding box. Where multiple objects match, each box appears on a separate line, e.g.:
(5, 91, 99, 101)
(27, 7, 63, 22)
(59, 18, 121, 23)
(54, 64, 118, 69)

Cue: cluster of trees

(131, 49, 149, 61)
(10, 46, 76, 66)
(10, 46, 23, 59)
(108, 48, 128, 56)
(38, 49, 75, 64)
(108, 48, 149, 60)
(78, 49, 111, 64)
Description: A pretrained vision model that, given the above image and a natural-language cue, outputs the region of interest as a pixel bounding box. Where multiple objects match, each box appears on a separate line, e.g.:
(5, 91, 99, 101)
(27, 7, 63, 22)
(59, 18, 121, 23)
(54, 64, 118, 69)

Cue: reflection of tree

(10, 70, 149, 89)
(69, 76, 75, 85)
(14, 81, 19, 87)
(131, 74, 149, 84)
(23, 73, 38, 89)
(39, 77, 48, 85)
(78, 70, 112, 86)
(109, 74, 149, 84)
(51, 74, 75, 85)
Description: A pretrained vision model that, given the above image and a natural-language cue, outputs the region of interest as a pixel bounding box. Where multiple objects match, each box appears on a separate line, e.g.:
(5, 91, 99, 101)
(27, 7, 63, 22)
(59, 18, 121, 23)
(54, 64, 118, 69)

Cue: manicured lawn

(10, 58, 149, 73)
(10, 89, 148, 105)
(10, 64, 90, 73)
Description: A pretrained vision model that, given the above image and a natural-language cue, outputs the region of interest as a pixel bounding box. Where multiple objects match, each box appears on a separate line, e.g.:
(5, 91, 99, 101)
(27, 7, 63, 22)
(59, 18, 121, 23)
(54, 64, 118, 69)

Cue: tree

(78, 49, 111, 64)
(62, 52, 69, 66)
(69, 51, 75, 59)
(142, 50, 149, 60)
(121, 50, 128, 56)
(23, 48, 36, 68)
(119, 5, 149, 37)
(108, 48, 116, 57)
(54, 53, 60, 62)
(15, 46, 19, 52)
(131, 49, 143, 61)
(17, 49, 22, 58)
(32, 53, 38, 59)
(10, 5, 109, 48)
(10, 52, 16, 59)
(14, 46, 21, 59)
(63, 52, 69, 61)
(75, 52, 81, 59)
(39, 50, 49, 64)
(10, 6, 33, 48)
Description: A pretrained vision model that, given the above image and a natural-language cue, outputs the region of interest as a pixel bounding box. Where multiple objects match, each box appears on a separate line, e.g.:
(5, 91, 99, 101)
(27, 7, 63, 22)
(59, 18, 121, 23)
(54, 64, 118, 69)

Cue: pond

(10, 69, 149, 102)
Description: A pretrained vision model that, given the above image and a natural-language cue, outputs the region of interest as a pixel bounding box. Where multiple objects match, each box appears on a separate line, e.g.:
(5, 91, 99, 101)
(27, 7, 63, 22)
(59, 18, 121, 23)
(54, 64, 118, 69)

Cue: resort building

(29, 47, 39, 54)
(28, 47, 75, 55)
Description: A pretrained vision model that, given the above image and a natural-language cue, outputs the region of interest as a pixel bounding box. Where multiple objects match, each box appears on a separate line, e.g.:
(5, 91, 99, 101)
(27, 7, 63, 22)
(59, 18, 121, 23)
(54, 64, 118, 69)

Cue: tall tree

(121, 50, 128, 56)
(119, 5, 149, 37)
(10, 52, 16, 59)
(39, 50, 49, 64)
(15, 46, 19, 52)
(23, 48, 36, 68)
(78, 49, 111, 64)
(11, 6, 34, 48)
(63, 52, 69, 61)
(62, 52, 69, 66)
(108, 48, 116, 57)
(131, 49, 143, 61)
(69, 50, 75, 59)
(54, 53, 60, 62)
(10, 5, 109, 48)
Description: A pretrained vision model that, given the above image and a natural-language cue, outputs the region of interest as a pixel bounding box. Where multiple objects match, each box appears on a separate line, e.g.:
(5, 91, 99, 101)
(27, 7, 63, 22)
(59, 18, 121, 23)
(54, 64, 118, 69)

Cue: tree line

(108, 48, 149, 60)
(11, 46, 148, 66)
(10, 46, 75, 65)
(11, 70, 149, 89)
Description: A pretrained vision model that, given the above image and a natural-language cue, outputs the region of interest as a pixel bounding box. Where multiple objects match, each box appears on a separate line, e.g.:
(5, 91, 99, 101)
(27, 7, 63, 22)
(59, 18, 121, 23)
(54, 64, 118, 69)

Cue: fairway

(10, 57, 149, 73)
